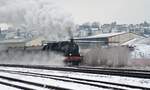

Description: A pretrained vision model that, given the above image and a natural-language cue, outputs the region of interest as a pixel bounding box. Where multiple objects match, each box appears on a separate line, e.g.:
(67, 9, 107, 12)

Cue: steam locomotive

(43, 39, 82, 66)
(3, 39, 82, 66)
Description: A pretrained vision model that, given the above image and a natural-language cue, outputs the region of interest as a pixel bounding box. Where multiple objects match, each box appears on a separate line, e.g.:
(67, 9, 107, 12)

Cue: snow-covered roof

(121, 38, 137, 45)
(0, 38, 26, 44)
(75, 32, 126, 39)
(121, 36, 148, 45)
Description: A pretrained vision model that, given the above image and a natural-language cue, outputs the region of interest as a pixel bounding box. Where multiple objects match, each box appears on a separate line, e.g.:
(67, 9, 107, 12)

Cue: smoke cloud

(0, 0, 75, 41)
(0, 0, 75, 66)
(83, 46, 130, 67)
(0, 51, 65, 66)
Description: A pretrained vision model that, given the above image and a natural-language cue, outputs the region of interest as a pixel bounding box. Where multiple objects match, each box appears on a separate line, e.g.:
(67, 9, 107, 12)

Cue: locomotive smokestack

(70, 38, 74, 43)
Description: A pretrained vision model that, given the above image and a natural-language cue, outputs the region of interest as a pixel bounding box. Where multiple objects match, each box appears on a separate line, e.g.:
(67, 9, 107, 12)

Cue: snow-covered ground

(0, 72, 104, 90)
(0, 84, 19, 90)
(0, 66, 149, 90)
(131, 44, 150, 59)
(122, 37, 150, 66)
(0, 67, 108, 90)
(0, 77, 49, 90)
(124, 37, 150, 59)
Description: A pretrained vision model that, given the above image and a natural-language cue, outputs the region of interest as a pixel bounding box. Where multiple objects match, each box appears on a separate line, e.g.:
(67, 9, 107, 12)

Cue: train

(43, 39, 82, 66)
(3, 39, 83, 66)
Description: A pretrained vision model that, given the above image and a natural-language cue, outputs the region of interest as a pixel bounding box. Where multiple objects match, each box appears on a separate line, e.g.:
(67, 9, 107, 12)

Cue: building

(75, 32, 143, 48)
(25, 36, 45, 46)
(77, 23, 102, 37)
(0, 36, 45, 49)
(0, 38, 26, 48)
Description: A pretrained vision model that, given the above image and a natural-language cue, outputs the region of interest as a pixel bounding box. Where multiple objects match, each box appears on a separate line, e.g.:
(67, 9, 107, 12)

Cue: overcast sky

(54, 0, 150, 24)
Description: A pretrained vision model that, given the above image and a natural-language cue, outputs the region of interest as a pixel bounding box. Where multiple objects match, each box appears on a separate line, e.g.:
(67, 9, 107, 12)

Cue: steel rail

(0, 69, 149, 90)
(0, 74, 70, 90)
(78, 66, 150, 73)
(0, 64, 150, 79)
(0, 69, 124, 90)
(0, 81, 34, 90)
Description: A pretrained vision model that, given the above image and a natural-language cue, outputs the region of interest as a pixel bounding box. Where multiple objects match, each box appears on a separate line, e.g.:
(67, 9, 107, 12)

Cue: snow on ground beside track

(121, 37, 150, 66)
(131, 44, 150, 59)
(0, 83, 20, 90)
(0, 70, 105, 90)
(0, 78, 49, 90)
(0, 67, 150, 89)
(127, 37, 150, 59)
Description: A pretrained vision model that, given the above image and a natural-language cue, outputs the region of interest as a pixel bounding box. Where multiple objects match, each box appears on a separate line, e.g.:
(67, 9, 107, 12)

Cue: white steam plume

(0, 0, 75, 66)
(0, 0, 75, 41)
(0, 51, 65, 66)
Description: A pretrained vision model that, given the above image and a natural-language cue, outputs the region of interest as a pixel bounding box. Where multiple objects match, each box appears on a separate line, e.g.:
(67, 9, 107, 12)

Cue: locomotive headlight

(69, 53, 72, 56)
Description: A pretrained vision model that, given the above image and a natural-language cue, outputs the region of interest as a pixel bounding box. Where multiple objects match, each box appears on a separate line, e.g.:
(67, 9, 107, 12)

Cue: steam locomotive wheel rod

(0, 68, 149, 90)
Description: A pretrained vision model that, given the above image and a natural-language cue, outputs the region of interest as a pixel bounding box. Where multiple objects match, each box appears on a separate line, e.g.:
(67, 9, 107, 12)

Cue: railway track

(0, 72, 70, 90)
(0, 64, 150, 79)
(0, 80, 35, 90)
(76, 66, 150, 78)
(0, 64, 149, 89)
(0, 69, 145, 90)
(78, 66, 150, 73)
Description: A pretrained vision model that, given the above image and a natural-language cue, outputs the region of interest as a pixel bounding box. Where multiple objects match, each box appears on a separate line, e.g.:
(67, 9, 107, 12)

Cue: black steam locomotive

(43, 39, 82, 66)
(2, 39, 82, 66)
